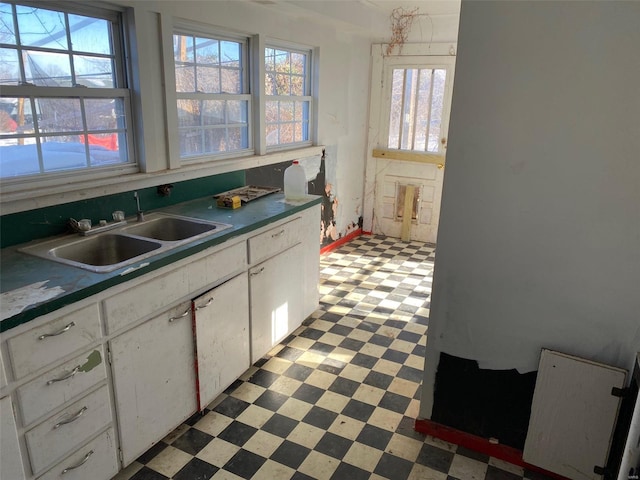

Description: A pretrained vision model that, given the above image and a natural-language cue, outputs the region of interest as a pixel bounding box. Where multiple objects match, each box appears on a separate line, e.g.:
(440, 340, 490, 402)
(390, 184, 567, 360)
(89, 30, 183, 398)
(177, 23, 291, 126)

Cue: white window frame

(263, 40, 313, 153)
(168, 21, 252, 165)
(0, 0, 137, 190)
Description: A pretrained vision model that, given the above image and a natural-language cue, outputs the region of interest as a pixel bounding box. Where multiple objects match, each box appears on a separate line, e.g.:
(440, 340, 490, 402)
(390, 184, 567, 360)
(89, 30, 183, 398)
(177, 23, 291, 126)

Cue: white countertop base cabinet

(109, 301, 198, 466)
(194, 272, 251, 409)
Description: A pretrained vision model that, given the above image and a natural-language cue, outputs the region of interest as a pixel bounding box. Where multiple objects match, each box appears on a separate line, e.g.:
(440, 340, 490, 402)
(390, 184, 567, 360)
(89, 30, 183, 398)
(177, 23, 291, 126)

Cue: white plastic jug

(284, 160, 307, 200)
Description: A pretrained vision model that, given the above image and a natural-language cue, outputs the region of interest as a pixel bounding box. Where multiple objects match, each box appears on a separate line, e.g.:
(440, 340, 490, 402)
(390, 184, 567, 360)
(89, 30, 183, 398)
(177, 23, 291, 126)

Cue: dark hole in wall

(431, 352, 537, 450)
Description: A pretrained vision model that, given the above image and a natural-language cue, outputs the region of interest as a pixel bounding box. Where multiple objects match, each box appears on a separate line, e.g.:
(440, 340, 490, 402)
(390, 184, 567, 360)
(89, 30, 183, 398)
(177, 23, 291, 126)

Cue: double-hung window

(173, 29, 250, 161)
(0, 2, 134, 181)
(264, 45, 311, 149)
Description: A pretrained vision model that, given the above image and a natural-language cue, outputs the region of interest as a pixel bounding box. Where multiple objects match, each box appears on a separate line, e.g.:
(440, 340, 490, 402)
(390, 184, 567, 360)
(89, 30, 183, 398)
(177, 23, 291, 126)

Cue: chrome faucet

(134, 191, 144, 222)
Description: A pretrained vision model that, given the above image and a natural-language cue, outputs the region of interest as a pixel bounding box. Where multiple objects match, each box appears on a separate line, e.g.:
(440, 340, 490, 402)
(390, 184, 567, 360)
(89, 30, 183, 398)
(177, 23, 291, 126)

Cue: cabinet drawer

(248, 217, 301, 265)
(37, 428, 118, 480)
(8, 304, 101, 380)
(25, 385, 112, 475)
(104, 241, 246, 333)
(17, 347, 107, 427)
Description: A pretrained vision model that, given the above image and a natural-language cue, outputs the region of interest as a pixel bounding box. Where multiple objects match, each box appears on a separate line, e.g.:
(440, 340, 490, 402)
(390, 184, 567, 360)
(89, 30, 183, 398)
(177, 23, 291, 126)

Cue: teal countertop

(1, 193, 321, 333)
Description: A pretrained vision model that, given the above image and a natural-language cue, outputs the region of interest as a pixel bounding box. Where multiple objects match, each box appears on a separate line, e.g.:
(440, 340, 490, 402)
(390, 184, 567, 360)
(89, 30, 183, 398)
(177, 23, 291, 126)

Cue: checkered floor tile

(112, 235, 551, 480)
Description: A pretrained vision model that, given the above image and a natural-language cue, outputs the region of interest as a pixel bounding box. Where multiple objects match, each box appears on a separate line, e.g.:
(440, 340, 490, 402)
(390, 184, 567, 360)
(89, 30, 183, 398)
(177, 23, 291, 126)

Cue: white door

(364, 44, 456, 243)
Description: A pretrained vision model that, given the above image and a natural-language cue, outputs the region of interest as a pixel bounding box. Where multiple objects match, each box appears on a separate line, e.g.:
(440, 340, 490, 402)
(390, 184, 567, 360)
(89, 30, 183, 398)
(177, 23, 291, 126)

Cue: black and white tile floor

(113, 235, 551, 480)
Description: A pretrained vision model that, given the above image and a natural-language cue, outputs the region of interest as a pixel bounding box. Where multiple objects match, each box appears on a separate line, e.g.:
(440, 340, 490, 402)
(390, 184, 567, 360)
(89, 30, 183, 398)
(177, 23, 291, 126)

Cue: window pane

(36, 98, 83, 132)
(174, 35, 194, 63)
(0, 97, 35, 135)
(414, 69, 434, 151)
(0, 48, 20, 84)
(291, 76, 304, 96)
(227, 100, 247, 124)
(85, 98, 124, 131)
(388, 69, 404, 149)
(16, 5, 68, 50)
(179, 128, 203, 156)
(220, 68, 239, 94)
(23, 50, 72, 86)
(196, 65, 220, 93)
(41, 136, 88, 172)
(226, 126, 246, 150)
(69, 14, 111, 55)
(265, 123, 278, 146)
(0, 3, 16, 45)
(0, 138, 41, 178)
(291, 53, 306, 75)
(429, 69, 446, 152)
(265, 101, 278, 124)
(175, 65, 195, 92)
(195, 37, 218, 65)
(74, 55, 114, 87)
(202, 100, 224, 125)
(177, 99, 201, 127)
(203, 128, 225, 153)
(276, 74, 290, 95)
(220, 41, 239, 67)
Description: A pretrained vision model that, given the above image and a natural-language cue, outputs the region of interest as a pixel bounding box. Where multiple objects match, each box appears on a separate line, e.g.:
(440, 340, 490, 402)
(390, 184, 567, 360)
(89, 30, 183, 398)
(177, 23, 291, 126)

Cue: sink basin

(19, 213, 233, 273)
(51, 234, 162, 267)
(120, 215, 227, 241)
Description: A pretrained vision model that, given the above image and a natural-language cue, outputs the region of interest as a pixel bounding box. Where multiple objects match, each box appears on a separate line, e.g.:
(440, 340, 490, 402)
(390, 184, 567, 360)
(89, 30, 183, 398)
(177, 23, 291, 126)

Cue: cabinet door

(194, 273, 250, 409)
(0, 396, 26, 480)
(249, 244, 303, 364)
(110, 302, 197, 466)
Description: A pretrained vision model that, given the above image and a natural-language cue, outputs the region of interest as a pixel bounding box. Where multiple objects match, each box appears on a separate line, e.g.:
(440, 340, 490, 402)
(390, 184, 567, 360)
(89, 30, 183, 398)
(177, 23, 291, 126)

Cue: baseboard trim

(414, 419, 568, 480)
(320, 229, 364, 254)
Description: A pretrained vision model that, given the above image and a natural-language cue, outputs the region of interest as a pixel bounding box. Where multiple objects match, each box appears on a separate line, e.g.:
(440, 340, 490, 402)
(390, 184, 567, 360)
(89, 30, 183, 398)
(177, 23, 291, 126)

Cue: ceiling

(244, 0, 461, 38)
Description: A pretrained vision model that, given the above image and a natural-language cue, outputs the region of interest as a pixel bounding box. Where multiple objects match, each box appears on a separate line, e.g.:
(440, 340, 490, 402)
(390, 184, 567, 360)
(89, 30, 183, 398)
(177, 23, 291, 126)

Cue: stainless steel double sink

(20, 213, 232, 273)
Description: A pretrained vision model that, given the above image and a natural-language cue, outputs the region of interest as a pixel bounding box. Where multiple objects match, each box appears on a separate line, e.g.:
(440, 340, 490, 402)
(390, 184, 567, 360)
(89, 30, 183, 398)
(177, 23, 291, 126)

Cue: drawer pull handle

(250, 267, 265, 277)
(195, 298, 213, 311)
(271, 229, 285, 238)
(61, 449, 93, 474)
(54, 406, 87, 429)
(39, 322, 75, 340)
(169, 308, 191, 322)
(47, 366, 80, 385)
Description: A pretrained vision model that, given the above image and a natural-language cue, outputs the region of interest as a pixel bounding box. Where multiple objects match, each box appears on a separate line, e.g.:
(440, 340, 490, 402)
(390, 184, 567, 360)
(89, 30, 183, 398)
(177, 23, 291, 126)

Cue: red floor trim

(320, 229, 365, 254)
(414, 419, 569, 480)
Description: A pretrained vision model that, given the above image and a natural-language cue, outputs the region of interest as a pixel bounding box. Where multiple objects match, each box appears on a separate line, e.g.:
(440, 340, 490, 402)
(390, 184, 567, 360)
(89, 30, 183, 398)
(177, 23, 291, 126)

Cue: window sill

(0, 146, 324, 215)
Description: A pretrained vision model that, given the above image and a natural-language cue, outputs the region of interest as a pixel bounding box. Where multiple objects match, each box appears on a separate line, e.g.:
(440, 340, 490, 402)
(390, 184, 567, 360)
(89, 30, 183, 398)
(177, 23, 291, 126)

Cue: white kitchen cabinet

(7, 303, 101, 380)
(300, 204, 321, 319)
(25, 385, 112, 474)
(109, 301, 197, 466)
(1, 395, 27, 480)
(194, 272, 250, 409)
(17, 347, 107, 427)
(249, 244, 303, 363)
(523, 349, 627, 480)
(37, 428, 118, 480)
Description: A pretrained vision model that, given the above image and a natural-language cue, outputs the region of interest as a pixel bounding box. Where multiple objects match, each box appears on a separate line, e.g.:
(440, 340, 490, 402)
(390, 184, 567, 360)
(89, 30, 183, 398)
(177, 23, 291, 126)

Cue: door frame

(363, 43, 457, 236)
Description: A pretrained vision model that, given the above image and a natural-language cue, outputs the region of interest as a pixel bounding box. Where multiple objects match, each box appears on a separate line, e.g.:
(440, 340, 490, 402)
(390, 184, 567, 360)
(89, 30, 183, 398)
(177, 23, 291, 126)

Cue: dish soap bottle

(284, 160, 306, 200)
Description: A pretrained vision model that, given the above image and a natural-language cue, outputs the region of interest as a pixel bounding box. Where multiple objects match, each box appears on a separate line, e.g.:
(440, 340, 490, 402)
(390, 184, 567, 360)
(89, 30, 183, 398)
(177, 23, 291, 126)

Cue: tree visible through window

(0, 2, 133, 180)
(264, 46, 311, 148)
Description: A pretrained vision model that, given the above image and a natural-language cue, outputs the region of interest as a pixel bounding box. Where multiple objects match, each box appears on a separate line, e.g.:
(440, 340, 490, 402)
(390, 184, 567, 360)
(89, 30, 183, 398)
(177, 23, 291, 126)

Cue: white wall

(421, 0, 640, 417)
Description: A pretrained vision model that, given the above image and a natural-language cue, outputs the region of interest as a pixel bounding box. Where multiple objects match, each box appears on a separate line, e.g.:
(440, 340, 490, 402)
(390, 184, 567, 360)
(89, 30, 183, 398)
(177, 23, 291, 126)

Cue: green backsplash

(0, 171, 245, 248)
